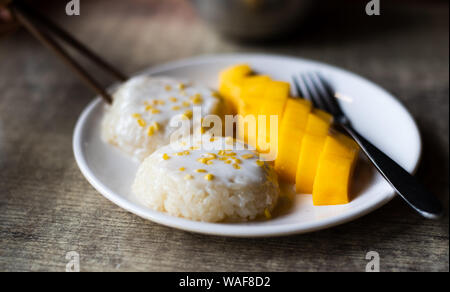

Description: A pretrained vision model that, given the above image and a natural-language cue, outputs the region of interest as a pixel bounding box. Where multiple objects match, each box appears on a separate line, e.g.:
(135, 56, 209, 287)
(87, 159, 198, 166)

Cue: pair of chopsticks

(7, 0, 128, 104)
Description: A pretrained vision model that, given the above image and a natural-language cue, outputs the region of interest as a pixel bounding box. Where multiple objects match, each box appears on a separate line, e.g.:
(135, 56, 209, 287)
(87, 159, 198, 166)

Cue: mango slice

(238, 75, 271, 116)
(237, 76, 271, 147)
(274, 98, 312, 182)
(257, 81, 291, 155)
(295, 110, 333, 193)
(312, 133, 360, 205)
(219, 64, 252, 113)
(219, 64, 252, 83)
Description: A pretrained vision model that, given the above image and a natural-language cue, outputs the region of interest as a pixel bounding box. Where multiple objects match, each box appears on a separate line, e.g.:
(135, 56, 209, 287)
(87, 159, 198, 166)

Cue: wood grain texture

(0, 0, 448, 272)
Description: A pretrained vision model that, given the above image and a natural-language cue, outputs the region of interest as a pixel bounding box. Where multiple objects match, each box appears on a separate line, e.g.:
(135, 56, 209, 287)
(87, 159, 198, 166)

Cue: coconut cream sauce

(148, 135, 278, 188)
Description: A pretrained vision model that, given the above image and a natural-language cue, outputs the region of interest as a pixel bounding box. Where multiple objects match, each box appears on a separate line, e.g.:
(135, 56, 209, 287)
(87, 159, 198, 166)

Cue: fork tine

(292, 74, 314, 106)
(308, 72, 335, 114)
(295, 73, 319, 107)
(301, 73, 328, 111)
(311, 72, 345, 117)
(291, 75, 304, 97)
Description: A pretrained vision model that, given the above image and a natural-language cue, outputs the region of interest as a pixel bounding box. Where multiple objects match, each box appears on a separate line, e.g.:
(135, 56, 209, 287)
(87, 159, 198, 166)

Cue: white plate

(73, 54, 422, 237)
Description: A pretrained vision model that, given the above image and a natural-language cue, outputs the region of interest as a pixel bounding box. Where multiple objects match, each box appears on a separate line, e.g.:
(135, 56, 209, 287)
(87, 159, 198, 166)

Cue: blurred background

(0, 0, 448, 271)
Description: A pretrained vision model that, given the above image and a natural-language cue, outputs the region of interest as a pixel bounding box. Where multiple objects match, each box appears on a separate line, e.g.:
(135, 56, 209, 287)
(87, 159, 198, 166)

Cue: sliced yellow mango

(219, 64, 252, 113)
(237, 76, 271, 147)
(238, 75, 271, 115)
(237, 113, 258, 148)
(274, 99, 312, 182)
(262, 81, 290, 103)
(312, 133, 360, 205)
(219, 64, 252, 83)
(257, 81, 291, 155)
(295, 110, 333, 193)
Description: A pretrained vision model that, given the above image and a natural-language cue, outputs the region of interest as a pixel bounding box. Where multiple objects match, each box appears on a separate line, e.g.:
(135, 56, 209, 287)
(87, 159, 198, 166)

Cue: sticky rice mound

(102, 75, 222, 161)
(132, 136, 280, 222)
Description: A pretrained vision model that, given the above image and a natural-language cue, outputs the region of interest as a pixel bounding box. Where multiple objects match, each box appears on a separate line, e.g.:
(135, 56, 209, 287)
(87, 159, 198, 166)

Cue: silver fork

(293, 72, 443, 219)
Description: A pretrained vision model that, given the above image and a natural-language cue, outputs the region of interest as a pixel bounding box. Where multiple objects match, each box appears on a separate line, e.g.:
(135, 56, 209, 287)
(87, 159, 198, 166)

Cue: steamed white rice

(102, 75, 222, 161)
(132, 136, 280, 222)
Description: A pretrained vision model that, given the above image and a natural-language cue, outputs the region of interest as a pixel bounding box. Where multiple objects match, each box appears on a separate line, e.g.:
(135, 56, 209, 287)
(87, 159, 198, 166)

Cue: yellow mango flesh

(295, 110, 333, 193)
(274, 99, 312, 182)
(262, 81, 290, 103)
(257, 81, 291, 155)
(312, 133, 360, 205)
(219, 64, 252, 113)
(219, 64, 252, 83)
(237, 76, 271, 147)
(238, 75, 271, 115)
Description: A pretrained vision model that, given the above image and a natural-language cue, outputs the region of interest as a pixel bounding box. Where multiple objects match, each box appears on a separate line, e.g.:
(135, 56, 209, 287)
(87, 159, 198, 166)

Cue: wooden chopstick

(9, 1, 128, 104)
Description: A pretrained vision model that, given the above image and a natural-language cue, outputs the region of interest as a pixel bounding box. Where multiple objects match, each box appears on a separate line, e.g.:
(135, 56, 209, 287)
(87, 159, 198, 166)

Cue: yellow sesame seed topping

(225, 160, 232, 164)
(241, 154, 254, 160)
(152, 122, 161, 130)
(189, 93, 200, 100)
(189, 146, 199, 150)
(165, 85, 172, 91)
(233, 158, 242, 164)
(184, 174, 194, 180)
(132, 113, 141, 118)
(169, 97, 178, 103)
(182, 101, 191, 107)
(171, 105, 181, 111)
(179, 167, 186, 171)
(145, 105, 153, 111)
(137, 119, 146, 127)
(206, 160, 213, 165)
(195, 169, 207, 173)
(178, 83, 186, 90)
(182, 110, 193, 119)
(256, 160, 264, 167)
(190, 94, 203, 105)
(162, 153, 170, 160)
(232, 164, 241, 169)
(204, 174, 214, 181)
(151, 109, 161, 114)
(147, 126, 155, 136)
(197, 158, 208, 164)
(264, 208, 272, 219)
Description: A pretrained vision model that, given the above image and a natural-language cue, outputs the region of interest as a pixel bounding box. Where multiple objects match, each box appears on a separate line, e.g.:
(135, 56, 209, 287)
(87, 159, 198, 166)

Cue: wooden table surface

(0, 0, 448, 272)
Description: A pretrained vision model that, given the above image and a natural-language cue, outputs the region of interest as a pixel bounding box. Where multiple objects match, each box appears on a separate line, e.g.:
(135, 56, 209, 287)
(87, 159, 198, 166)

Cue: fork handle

(340, 124, 443, 219)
